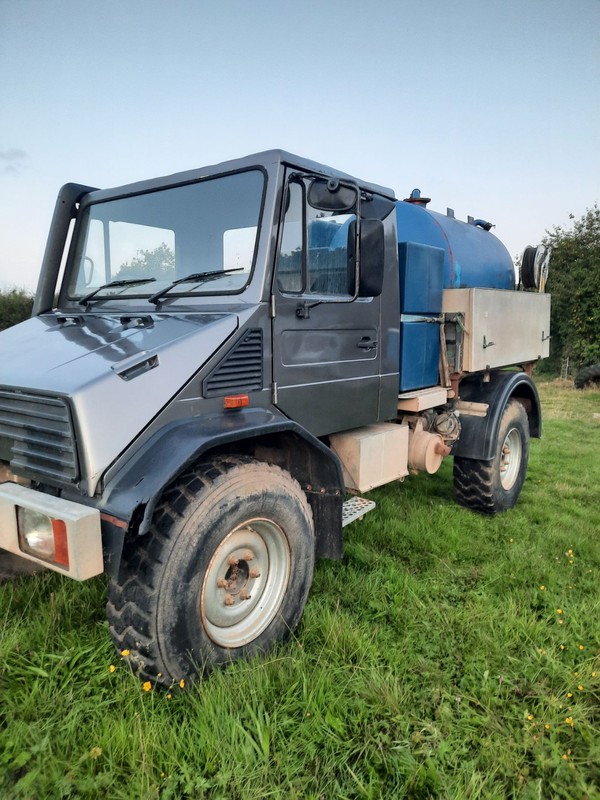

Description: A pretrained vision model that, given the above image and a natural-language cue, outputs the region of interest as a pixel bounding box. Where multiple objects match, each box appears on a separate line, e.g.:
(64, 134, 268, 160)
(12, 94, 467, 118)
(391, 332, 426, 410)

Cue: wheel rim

(201, 518, 290, 648)
(500, 427, 522, 490)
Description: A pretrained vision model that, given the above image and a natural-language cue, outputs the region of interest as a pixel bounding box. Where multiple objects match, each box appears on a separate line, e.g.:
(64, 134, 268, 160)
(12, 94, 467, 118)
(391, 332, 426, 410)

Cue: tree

(544, 205, 600, 372)
(0, 289, 34, 331)
(116, 242, 175, 281)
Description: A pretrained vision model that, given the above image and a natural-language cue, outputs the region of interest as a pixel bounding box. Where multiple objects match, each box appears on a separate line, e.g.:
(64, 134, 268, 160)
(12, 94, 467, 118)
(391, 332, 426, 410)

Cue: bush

(0, 289, 34, 331)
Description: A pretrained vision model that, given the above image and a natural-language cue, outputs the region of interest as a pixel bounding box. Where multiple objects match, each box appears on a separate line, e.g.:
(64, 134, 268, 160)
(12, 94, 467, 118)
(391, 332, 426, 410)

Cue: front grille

(0, 389, 78, 483)
(203, 329, 263, 397)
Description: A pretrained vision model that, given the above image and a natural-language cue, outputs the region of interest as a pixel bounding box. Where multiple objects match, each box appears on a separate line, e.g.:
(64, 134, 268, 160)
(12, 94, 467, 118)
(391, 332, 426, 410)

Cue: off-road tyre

(106, 456, 314, 687)
(453, 400, 530, 514)
(574, 363, 600, 390)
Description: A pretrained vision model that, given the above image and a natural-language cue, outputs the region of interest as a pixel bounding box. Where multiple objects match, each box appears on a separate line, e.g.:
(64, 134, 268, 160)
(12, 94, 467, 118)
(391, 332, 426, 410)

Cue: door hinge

(270, 294, 276, 319)
(272, 382, 278, 404)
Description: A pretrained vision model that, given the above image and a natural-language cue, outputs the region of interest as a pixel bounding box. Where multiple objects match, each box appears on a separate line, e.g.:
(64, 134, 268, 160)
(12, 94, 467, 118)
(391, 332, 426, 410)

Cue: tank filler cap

(404, 188, 431, 207)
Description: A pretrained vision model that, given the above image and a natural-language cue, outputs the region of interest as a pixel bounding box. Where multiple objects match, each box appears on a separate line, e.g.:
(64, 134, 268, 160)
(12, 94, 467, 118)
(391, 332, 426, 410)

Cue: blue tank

(396, 197, 515, 290)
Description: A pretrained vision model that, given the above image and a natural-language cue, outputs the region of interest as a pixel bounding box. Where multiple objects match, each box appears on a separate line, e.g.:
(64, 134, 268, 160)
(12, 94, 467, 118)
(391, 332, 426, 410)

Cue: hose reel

(521, 245, 551, 292)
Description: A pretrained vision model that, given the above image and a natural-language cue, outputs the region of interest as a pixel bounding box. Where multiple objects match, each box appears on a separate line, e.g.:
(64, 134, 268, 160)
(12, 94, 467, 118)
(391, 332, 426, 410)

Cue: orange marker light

(51, 519, 69, 567)
(224, 394, 250, 410)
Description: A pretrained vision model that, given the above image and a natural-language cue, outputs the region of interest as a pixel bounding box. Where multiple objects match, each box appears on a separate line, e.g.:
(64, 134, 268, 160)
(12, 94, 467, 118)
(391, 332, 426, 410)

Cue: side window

(277, 177, 356, 297)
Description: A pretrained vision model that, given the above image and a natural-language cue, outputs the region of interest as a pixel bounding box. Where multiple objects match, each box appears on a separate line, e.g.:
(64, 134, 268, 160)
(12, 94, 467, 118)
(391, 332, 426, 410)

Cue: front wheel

(453, 399, 530, 514)
(107, 457, 314, 687)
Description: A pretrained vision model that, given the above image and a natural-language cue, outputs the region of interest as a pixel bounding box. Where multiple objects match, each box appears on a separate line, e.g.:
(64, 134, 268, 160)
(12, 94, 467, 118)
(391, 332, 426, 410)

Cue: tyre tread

(574, 363, 600, 389)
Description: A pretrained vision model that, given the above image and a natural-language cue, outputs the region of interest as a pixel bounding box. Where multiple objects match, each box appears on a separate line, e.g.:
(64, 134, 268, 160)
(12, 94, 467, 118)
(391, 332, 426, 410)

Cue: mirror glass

(307, 178, 357, 212)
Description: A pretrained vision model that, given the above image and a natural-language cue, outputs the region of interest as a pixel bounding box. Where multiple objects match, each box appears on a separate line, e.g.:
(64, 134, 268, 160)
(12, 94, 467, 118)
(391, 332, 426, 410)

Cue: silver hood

(0, 312, 238, 493)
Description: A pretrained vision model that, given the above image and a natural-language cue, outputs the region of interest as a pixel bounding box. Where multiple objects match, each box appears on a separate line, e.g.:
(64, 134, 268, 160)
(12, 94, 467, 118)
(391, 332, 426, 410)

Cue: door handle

(357, 338, 377, 351)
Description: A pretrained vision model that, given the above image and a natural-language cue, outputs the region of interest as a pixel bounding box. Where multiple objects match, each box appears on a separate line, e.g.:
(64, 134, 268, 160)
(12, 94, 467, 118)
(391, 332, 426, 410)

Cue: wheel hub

(201, 519, 290, 648)
(500, 427, 522, 490)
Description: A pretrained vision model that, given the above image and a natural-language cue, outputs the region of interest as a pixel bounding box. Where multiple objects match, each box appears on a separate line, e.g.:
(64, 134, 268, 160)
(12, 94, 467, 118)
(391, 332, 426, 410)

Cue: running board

(342, 496, 376, 527)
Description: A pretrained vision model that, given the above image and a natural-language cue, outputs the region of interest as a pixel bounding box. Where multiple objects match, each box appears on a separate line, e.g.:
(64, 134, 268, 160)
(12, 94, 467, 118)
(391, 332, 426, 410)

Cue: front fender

(99, 407, 345, 573)
(453, 371, 541, 461)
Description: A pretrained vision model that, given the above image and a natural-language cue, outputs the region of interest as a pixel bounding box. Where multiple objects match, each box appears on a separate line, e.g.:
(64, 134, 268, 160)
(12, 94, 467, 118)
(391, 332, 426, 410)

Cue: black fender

(99, 407, 345, 576)
(452, 371, 541, 461)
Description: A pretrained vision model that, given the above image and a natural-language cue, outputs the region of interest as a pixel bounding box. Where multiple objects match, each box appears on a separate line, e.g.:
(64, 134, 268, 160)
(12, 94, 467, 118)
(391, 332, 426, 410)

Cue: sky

(1, 0, 599, 292)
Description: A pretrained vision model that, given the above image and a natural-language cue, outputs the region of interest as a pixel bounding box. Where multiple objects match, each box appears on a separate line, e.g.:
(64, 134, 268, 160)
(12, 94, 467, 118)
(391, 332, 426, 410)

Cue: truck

(0, 150, 551, 686)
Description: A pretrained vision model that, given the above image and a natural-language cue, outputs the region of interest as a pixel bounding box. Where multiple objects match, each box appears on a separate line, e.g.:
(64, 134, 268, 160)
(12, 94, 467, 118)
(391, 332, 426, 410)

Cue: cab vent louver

(203, 329, 263, 397)
(0, 389, 78, 483)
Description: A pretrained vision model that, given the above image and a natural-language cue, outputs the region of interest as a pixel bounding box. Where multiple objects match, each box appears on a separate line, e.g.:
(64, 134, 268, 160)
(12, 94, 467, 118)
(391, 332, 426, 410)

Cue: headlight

(17, 506, 69, 568)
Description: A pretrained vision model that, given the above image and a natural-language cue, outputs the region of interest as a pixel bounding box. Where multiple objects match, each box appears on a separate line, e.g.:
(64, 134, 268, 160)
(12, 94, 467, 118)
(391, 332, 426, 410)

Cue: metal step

(342, 496, 376, 527)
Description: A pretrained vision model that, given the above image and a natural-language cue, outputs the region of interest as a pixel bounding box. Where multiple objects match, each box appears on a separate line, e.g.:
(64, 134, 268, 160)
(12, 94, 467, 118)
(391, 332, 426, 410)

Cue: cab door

(272, 174, 381, 437)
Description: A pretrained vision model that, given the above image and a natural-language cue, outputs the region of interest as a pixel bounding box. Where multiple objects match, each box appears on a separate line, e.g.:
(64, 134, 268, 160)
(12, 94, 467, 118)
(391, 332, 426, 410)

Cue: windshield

(67, 169, 265, 301)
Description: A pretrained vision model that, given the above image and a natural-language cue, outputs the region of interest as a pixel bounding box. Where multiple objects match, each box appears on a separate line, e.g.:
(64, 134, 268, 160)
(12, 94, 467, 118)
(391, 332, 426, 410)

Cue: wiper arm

(148, 268, 243, 306)
(79, 278, 157, 306)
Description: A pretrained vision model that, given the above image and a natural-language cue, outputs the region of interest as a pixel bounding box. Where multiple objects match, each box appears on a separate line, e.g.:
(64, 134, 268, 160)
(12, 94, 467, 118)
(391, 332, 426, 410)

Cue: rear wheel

(453, 400, 530, 514)
(107, 457, 314, 687)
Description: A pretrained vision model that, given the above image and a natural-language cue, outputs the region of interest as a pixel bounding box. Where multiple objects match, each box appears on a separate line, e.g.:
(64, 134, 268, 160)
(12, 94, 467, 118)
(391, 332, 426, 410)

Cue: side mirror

(308, 177, 357, 212)
(348, 219, 385, 297)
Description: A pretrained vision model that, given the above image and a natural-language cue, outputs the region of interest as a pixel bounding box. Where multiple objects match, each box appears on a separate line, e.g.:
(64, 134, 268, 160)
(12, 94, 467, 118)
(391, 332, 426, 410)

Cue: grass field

(1, 380, 599, 799)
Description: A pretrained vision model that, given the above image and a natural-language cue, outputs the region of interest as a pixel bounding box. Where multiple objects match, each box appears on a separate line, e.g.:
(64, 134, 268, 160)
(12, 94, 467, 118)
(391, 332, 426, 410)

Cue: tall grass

(1, 380, 598, 799)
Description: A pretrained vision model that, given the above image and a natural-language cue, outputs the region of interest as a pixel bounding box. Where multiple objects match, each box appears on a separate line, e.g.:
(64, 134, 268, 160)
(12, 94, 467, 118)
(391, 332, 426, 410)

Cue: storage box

(330, 423, 409, 492)
(443, 288, 551, 372)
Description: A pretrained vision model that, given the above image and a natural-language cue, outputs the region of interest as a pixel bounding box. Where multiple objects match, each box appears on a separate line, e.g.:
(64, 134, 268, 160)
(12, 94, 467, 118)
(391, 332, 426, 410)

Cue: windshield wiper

(79, 278, 157, 306)
(148, 269, 243, 306)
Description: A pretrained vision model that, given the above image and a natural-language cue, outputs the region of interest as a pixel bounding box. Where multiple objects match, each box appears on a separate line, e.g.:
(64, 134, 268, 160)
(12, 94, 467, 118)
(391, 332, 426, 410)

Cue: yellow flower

(166, 693, 172, 700)
(540, 585, 546, 590)
(557, 609, 563, 615)
(179, 679, 185, 689)
(545, 724, 551, 730)
(509, 538, 514, 543)
(89, 747, 102, 759)
(121, 649, 131, 657)
(577, 685, 584, 691)
(142, 681, 152, 692)
(567, 692, 573, 698)
(562, 754, 568, 761)
(560, 645, 565, 651)
(579, 645, 584, 651)
(565, 717, 574, 727)
(592, 672, 597, 678)
(109, 664, 116, 673)
(527, 714, 534, 721)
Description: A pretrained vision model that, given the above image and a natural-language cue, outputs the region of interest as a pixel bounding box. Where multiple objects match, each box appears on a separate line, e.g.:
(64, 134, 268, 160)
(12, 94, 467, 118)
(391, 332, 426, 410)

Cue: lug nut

(217, 578, 227, 589)
(224, 594, 235, 606)
(227, 556, 239, 566)
(240, 588, 251, 601)
(243, 550, 254, 561)
(249, 568, 260, 579)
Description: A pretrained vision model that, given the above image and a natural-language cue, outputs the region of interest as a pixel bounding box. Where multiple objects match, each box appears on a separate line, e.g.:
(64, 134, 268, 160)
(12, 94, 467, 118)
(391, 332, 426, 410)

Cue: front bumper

(0, 482, 103, 580)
